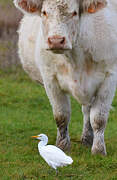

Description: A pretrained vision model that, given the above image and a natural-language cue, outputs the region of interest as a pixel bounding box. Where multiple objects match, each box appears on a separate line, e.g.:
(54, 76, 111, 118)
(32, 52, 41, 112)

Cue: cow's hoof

(91, 145, 107, 156)
(81, 133, 93, 147)
(56, 136, 70, 152)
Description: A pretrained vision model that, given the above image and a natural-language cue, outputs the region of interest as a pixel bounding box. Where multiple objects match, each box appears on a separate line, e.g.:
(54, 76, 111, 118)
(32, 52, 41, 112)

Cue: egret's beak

(31, 136, 39, 138)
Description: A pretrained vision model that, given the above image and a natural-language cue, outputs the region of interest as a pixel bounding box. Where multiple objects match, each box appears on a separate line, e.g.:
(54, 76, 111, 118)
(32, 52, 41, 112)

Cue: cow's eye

(42, 11, 47, 16)
(72, 11, 77, 17)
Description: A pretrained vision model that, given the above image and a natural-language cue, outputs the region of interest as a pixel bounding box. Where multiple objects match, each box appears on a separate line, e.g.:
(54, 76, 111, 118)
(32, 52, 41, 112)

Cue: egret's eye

(42, 11, 47, 16)
(72, 11, 77, 17)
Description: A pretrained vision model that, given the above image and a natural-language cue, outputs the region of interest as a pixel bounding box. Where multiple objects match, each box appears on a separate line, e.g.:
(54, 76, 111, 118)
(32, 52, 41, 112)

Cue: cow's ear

(87, 1, 107, 13)
(79, 0, 107, 14)
(14, 0, 43, 15)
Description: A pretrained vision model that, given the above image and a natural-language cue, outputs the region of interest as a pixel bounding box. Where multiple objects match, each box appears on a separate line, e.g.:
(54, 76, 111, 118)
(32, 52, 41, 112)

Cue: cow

(14, 0, 117, 155)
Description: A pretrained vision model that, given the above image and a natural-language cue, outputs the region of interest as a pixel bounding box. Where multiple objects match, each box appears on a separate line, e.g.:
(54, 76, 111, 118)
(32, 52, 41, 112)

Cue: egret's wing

(39, 145, 73, 168)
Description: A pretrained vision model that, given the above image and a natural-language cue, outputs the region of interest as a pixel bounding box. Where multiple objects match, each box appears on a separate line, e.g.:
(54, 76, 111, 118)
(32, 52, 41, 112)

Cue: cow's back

(18, 15, 43, 84)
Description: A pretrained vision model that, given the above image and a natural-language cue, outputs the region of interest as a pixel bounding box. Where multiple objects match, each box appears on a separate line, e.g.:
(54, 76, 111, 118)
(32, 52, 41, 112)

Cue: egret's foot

(91, 143, 107, 156)
(56, 169, 58, 176)
(81, 132, 93, 147)
(56, 135, 70, 152)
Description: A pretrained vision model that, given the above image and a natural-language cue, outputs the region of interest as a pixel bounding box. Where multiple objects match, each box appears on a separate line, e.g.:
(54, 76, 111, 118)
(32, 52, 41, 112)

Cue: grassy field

(0, 68, 117, 180)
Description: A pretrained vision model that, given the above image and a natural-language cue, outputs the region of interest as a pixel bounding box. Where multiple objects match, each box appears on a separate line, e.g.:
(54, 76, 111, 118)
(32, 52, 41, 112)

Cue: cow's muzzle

(48, 35, 66, 49)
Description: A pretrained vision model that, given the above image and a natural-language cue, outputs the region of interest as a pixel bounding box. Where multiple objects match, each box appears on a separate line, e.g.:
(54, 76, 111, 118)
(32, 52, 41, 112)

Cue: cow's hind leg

(44, 77, 71, 152)
(81, 105, 93, 146)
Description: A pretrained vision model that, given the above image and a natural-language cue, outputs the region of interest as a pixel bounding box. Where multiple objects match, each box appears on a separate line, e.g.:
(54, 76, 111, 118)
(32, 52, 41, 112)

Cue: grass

(0, 68, 117, 180)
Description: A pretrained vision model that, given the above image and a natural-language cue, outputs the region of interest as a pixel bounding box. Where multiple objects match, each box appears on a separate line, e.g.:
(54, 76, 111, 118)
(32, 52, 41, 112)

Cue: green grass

(0, 68, 117, 180)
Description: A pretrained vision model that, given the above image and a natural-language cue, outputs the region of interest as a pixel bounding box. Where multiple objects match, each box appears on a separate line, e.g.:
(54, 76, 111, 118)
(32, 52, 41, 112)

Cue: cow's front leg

(81, 105, 93, 146)
(44, 76, 71, 152)
(90, 73, 116, 155)
(55, 109, 70, 152)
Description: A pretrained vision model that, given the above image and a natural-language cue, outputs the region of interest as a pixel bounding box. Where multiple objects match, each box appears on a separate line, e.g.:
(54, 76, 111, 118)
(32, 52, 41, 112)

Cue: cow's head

(14, 0, 107, 50)
(14, 0, 79, 50)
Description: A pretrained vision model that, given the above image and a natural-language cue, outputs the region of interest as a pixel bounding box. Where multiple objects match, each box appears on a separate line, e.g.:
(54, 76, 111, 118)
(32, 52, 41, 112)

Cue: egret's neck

(38, 140, 48, 149)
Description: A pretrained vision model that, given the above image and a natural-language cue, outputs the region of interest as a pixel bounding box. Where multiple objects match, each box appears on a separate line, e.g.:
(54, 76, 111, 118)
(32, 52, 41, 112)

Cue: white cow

(14, 0, 117, 155)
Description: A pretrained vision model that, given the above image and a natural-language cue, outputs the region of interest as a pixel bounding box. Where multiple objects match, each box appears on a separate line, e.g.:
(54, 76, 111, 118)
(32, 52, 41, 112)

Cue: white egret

(32, 134, 73, 171)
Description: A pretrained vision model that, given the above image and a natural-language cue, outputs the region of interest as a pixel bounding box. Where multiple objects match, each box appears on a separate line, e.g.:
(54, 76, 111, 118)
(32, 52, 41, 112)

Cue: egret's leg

(56, 169, 58, 176)
(81, 105, 93, 146)
(43, 76, 71, 151)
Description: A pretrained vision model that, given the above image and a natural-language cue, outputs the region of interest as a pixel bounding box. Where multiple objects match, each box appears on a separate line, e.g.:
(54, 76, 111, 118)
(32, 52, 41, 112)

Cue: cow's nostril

(60, 37, 65, 44)
(48, 38, 52, 45)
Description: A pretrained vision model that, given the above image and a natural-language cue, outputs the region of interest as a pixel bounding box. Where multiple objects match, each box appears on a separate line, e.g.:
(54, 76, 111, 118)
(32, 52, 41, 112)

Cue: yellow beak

(31, 136, 39, 138)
